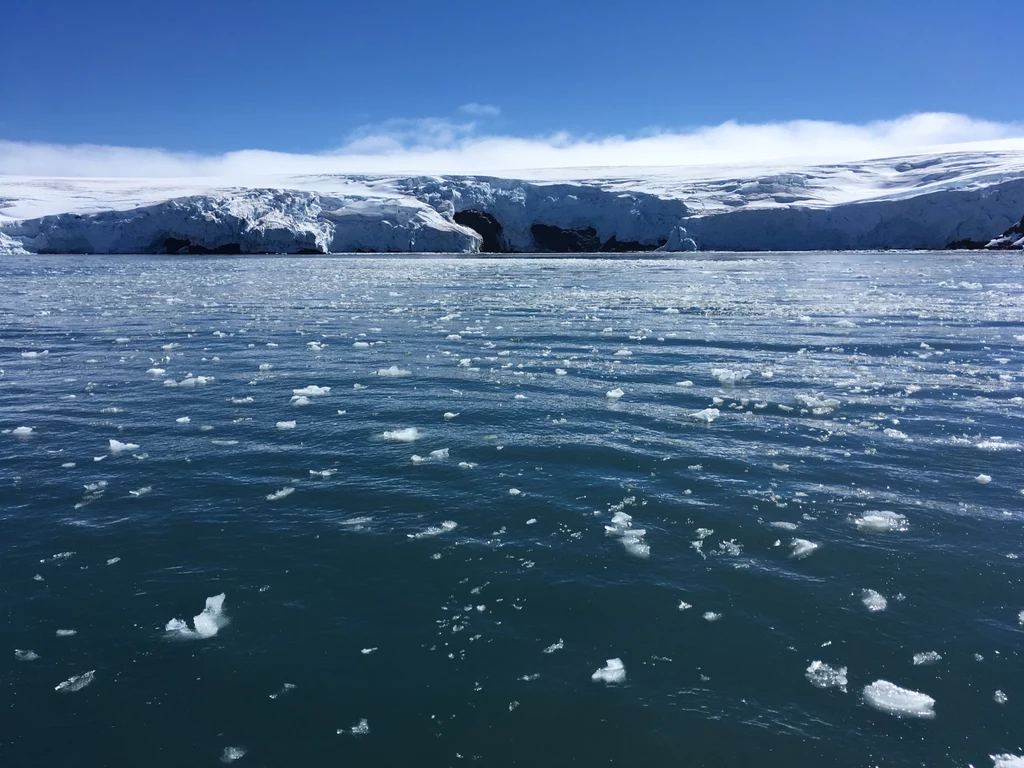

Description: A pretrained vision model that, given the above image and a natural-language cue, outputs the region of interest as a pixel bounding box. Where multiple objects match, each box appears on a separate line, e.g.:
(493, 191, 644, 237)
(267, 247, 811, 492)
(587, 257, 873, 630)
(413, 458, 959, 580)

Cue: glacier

(1, 150, 1023, 254)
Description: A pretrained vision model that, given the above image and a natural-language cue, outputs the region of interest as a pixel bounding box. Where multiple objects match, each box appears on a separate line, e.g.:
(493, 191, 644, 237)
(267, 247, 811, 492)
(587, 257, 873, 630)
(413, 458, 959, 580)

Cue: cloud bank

(1, 112, 1022, 178)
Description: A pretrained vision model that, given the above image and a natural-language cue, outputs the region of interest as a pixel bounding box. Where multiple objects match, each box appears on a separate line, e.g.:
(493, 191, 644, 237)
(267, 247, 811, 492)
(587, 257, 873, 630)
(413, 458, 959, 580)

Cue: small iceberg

(862, 680, 935, 719)
(109, 438, 140, 455)
(591, 658, 626, 684)
(55, 670, 96, 693)
(165, 593, 229, 640)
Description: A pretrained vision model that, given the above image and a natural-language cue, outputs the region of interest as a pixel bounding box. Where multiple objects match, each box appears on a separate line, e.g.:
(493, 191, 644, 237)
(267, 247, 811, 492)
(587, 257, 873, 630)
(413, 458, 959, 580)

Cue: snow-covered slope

(1, 150, 1023, 254)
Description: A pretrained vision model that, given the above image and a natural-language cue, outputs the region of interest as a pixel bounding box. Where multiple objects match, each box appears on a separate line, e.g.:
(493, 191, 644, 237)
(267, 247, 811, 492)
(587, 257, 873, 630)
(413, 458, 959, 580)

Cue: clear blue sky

(1, 0, 1018, 153)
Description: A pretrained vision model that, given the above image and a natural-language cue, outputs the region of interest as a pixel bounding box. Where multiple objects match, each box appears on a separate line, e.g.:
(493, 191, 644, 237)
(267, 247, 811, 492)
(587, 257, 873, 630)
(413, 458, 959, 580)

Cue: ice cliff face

(1, 150, 1023, 254)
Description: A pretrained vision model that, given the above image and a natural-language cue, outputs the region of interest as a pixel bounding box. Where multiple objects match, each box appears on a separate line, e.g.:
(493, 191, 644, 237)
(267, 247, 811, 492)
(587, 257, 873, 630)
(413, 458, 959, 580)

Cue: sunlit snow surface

(2, 252, 1023, 768)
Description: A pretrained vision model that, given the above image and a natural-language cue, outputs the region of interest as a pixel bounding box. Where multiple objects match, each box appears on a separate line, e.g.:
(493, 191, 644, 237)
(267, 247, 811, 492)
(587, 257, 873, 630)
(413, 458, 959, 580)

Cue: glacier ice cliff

(1, 150, 1023, 254)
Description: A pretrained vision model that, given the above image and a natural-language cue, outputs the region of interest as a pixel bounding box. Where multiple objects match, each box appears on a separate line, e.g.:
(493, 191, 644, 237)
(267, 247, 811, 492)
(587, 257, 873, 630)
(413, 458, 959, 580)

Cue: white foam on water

(269, 683, 296, 699)
(165, 593, 229, 640)
(407, 520, 458, 539)
(55, 670, 95, 693)
(790, 539, 819, 559)
(690, 408, 720, 423)
(383, 427, 420, 442)
(976, 474, 993, 484)
(276, 421, 296, 430)
(175, 416, 190, 424)
(862, 680, 936, 719)
(543, 639, 564, 654)
(591, 658, 626, 684)
(805, 661, 848, 692)
(267, 487, 295, 501)
(350, 719, 370, 735)
(862, 589, 888, 612)
(796, 393, 841, 415)
(913, 651, 942, 666)
(15, 649, 40, 661)
(293, 385, 330, 397)
(12, 426, 34, 437)
(56, 629, 77, 637)
(231, 396, 254, 404)
(854, 511, 908, 532)
(220, 746, 247, 763)
(606, 388, 625, 400)
(376, 366, 411, 377)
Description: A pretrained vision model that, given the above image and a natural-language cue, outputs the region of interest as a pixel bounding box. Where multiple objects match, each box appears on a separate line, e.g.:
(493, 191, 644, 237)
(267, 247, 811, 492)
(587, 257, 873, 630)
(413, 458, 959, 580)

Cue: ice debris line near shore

(2, 149, 1024, 254)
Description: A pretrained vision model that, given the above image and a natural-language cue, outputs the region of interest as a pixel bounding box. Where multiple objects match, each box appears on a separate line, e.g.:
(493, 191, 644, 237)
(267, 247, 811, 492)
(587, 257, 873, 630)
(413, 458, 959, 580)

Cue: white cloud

(1, 112, 1022, 178)
(458, 103, 502, 117)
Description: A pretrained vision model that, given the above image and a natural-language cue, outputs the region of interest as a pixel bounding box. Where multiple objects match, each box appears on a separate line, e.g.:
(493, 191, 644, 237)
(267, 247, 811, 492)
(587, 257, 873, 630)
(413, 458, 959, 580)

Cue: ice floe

(109, 438, 140, 455)
(790, 539, 819, 559)
(165, 593, 229, 640)
(912, 651, 942, 666)
(604, 510, 650, 559)
(407, 520, 458, 539)
(591, 658, 626, 684)
(220, 747, 247, 763)
(861, 589, 888, 612)
(383, 427, 420, 442)
(976, 474, 992, 484)
(543, 639, 564, 654)
(55, 670, 95, 693)
(276, 421, 296, 430)
(412, 449, 449, 464)
(376, 366, 411, 377)
(267, 487, 295, 501)
(854, 511, 908, 532)
(805, 661, 848, 692)
(606, 388, 624, 400)
(862, 680, 935, 718)
(690, 408, 720, 423)
(293, 385, 330, 397)
(15, 649, 40, 661)
(12, 426, 34, 437)
(56, 629, 77, 637)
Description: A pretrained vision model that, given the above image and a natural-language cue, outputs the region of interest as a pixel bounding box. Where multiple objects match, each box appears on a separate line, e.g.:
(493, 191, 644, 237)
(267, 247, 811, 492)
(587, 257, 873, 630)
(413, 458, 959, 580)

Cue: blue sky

(1, 0, 1022, 174)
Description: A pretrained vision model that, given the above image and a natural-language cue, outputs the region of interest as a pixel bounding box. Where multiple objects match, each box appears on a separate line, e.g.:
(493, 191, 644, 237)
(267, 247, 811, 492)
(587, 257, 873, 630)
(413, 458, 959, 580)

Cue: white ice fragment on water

(290, 396, 311, 406)
(383, 427, 420, 442)
(458, 462, 477, 469)
(55, 670, 95, 693)
(514, 394, 527, 400)
(1018, 610, 1024, 626)
(376, 366, 411, 377)
(913, 651, 942, 666)
(604, 510, 650, 559)
(543, 639, 564, 654)
(231, 396, 254, 404)
(678, 601, 693, 611)
(176, 416, 190, 424)
(703, 612, 722, 622)
(309, 469, 336, 478)
(992, 756, 1024, 768)
(15, 649, 40, 661)
(854, 511, 908, 532)
(613, 349, 632, 358)
(293, 385, 330, 397)
(555, 368, 567, 376)
(770, 521, 799, 530)
(796, 393, 841, 415)
(676, 380, 694, 387)
(165, 593, 229, 640)
(62, 462, 75, 468)
(862, 680, 935, 719)
(712, 368, 751, 385)
(835, 319, 858, 328)
(994, 690, 1008, 705)
(790, 539, 819, 559)
(351, 719, 370, 735)
(352, 342, 370, 349)
(407, 520, 458, 539)
(976, 474, 992, 484)
(861, 589, 888, 612)
(591, 658, 626, 684)
(259, 363, 272, 371)
(805, 661, 848, 692)
(690, 408, 720, 423)
(130, 486, 152, 497)
(267, 487, 295, 501)
(21, 350, 48, 358)
(883, 428, 911, 440)
(606, 388, 624, 400)
(412, 449, 450, 464)
(106, 557, 121, 565)
(276, 421, 296, 430)
(509, 488, 522, 496)
(56, 629, 77, 637)
(443, 412, 459, 420)
(361, 647, 377, 655)
(269, 683, 296, 699)
(148, 366, 166, 375)
(12, 426, 34, 437)
(220, 746, 247, 763)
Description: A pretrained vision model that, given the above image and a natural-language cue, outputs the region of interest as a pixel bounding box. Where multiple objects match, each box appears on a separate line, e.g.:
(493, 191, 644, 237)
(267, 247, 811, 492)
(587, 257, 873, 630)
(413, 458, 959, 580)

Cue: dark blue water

(2, 253, 1022, 767)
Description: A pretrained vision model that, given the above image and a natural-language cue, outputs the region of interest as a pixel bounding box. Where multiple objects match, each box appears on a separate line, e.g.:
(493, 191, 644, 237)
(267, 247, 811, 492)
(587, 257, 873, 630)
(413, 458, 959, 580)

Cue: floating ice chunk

(361, 647, 377, 655)
(353, 342, 370, 349)
(407, 520, 458, 539)
(231, 396, 254, 404)
(350, 719, 370, 735)
(509, 488, 522, 496)
(1018, 610, 1024, 626)
(290, 396, 311, 406)
(430, 448, 449, 459)
(796, 394, 841, 415)
(862, 680, 935, 719)
(21, 350, 48, 358)
(861, 589, 888, 613)
(591, 658, 626, 684)
(15, 649, 40, 661)
(106, 557, 121, 565)
(543, 639, 564, 654)
(147, 368, 166, 376)
(56, 629, 77, 637)
(703, 612, 722, 622)
(912, 651, 942, 666)
(526, 518, 537, 525)
(376, 366, 411, 377)
(555, 368, 567, 376)
(994, 690, 1008, 705)
(443, 412, 459, 420)
(613, 349, 632, 358)
(514, 394, 527, 400)
(993, 756, 1024, 768)
(220, 746, 247, 763)
(712, 368, 751, 385)
(12, 426, 34, 437)
(690, 408, 720, 423)
(276, 421, 296, 430)
(176, 416, 191, 424)
(267, 487, 295, 501)
(309, 469, 336, 478)
(805, 661, 848, 692)
(293, 385, 330, 397)
(770, 521, 799, 531)
(383, 427, 420, 442)
(269, 683, 296, 699)
(259, 363, 272, 371)
(61, 462, 75, 468)
(790, 539, 819, 559)
(606, 388, 624, 400)
(676, 380, 694, 387)
(55, 670, 95, 693)
(458, 462, 477, 469)
(854, 511, 908, 533)
(976, 474, 992, 485)
(678, 601, 693, 611)
(165, 593, 228, 640)
(835, 319, 858, 328)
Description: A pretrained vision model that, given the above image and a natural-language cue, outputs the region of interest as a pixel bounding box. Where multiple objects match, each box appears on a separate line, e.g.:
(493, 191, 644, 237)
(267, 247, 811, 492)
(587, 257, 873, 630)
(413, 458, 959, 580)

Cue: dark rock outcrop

(530, 224, 602, 252)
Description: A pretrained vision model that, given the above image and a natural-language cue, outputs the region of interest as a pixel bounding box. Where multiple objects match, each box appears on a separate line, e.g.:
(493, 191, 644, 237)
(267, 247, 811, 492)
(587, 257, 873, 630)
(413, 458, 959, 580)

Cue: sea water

(2, 252, 1022, 767)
